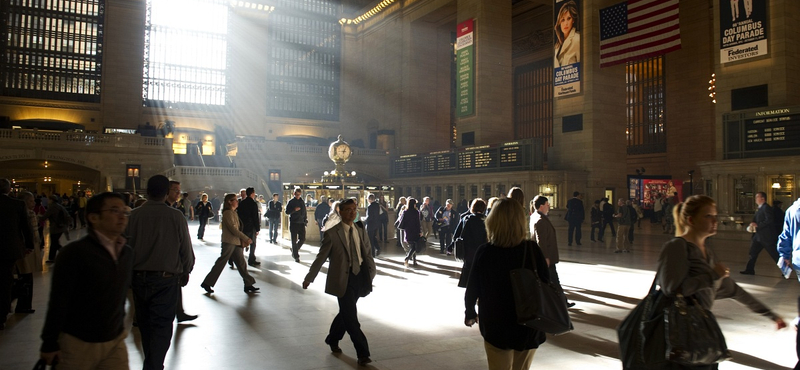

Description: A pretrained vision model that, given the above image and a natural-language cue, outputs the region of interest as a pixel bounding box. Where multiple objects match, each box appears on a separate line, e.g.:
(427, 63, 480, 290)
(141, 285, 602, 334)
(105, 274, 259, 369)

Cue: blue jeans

(132, 272, 179, 370)
(268, 218, 279, 241)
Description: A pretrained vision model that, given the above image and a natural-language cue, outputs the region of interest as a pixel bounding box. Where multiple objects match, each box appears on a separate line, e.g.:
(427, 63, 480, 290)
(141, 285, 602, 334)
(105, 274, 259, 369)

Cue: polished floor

(1, 221, 799, 370)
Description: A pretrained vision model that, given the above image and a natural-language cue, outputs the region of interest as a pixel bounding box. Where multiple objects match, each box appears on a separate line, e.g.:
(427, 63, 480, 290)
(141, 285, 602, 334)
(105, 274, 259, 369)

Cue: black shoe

(614, 250, 622, 253)
(15, 308, 35, 314)
(576, 242, 582, 246)
(249, 261, 261, 266)
(201, 283, 214, 294)
(295, 258, 300, 263)
(325, 339, 342, 353)
(567, 302, 576, 308)
(228, 263, 235, 269)
(739, 270, 755, 275)
(244, 286, 260, 293)
(598, 239, 604, 242)
(357, 357, 372, 366)
(177, 313, 198, 323)
(590, 239, 596, 242)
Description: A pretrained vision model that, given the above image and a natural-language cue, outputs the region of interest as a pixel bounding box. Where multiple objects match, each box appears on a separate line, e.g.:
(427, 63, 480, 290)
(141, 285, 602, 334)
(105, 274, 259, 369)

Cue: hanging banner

(554, 0, 581, 97)
(720, 0, 767, 63)
(456, 19, 474, 117)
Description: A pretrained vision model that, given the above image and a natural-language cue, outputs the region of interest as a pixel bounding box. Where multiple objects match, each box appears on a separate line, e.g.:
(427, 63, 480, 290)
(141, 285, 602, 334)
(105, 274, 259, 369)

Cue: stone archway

(0, 159, 102, 196)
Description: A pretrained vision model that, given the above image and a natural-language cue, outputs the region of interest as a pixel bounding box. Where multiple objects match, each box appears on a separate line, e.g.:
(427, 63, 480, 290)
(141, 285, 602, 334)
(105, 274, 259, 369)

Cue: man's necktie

(349, 226, 361, 275)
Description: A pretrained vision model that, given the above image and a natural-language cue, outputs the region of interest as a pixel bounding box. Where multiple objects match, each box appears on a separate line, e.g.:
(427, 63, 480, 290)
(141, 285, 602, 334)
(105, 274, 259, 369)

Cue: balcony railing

(0, 129, 168, 149)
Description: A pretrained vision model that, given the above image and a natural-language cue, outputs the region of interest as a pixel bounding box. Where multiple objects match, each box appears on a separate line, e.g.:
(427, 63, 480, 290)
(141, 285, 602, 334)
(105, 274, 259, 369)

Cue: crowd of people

(2, 178, 800, 370)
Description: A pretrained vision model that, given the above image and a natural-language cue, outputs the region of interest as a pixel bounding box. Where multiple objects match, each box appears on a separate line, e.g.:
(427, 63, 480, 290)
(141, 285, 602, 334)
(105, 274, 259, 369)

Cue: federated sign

(456, 19, 474, 117)
(554, 0, 581, 97)
(720, 0, 767, 63)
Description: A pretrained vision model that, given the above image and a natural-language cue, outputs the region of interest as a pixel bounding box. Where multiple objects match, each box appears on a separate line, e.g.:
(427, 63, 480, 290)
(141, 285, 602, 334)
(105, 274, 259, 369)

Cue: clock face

(336, 145, 351, 159)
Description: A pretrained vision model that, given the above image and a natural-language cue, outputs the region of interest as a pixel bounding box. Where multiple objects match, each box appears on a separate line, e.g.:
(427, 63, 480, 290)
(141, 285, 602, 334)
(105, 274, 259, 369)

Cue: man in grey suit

(530, 195, 574, 307)
(303, 198, 376, 366)
(0, 178, 34, 329)
(741, 191, 778, 275)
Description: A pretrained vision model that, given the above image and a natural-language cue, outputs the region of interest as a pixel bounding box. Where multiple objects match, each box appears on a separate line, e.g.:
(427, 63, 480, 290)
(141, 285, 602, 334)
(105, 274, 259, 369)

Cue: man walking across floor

(598, 197, 616, 242)
(741, 191, 779, 275)
(303, 198, 376, 366)
(266, 193, 282, 243)
(420, 196, 434, 239)
(365, 194, 382, 257)
(286, 188, 307, 262)
(167, 181, 198, 323)
(777, 196, 800, 370)
(39, 192, 133, 369)
(0, 178, 34, 330)
(315, 196, 331, 241)
(614, 198, 632, 253)
(565, 191, 584, 246)
(238, 187, 261, 266)
(127, 175, 195, 370)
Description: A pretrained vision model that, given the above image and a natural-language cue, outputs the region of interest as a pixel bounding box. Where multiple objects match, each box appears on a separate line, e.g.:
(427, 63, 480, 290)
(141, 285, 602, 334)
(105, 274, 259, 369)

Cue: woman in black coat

(453, 198, 487, 287)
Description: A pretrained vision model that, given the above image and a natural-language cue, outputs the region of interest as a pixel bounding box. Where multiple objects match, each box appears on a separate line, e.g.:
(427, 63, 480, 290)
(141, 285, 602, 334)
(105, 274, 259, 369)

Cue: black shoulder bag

(508, 241, 573, 335)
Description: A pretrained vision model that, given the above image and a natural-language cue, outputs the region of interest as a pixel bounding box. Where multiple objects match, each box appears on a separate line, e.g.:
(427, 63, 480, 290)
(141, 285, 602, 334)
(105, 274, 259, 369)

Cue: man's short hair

(246, 187, 255, 196)
(533, 195, 548, 210)
(340, 198, 357, 208)
(756, 191, 767, 199)
(573, 191, 580, 197)
(0, 178, 10, 194)
(272, 193, 279, 197)
(169, 180, 180, 187)
(368, 194, 375, 201)
(294, 188, 302, 194)
(147, 175, 170, 198)
(85, 192, 126, 229)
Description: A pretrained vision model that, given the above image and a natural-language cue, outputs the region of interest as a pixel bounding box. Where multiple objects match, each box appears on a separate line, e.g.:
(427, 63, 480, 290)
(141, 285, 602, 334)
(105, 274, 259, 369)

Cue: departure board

(725, 107, 800, 159)
(391, 139, 543, 177)
(744, 114, 800, 151)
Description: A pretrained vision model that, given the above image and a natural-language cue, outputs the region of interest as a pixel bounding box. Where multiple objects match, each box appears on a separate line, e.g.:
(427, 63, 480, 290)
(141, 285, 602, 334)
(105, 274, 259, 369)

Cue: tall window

(514, 60, 553, 152)
(143, 0, 228, 107)
(1, 0, 104, 102)
(265, 0, 340, 121)
(626, 56, 666, 154)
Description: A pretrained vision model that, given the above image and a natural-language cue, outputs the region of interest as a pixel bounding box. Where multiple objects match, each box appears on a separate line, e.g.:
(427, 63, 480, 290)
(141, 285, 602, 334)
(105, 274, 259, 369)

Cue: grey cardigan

(656, 237, 779, 321)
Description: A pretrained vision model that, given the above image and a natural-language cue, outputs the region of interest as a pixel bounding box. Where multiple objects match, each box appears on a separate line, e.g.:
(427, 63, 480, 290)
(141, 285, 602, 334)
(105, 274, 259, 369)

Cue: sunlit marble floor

(1, 222, 799, 370)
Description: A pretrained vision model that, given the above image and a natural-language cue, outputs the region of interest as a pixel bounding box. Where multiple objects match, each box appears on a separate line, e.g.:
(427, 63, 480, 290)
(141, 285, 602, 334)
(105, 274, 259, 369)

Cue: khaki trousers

(421, 220, 433, 238)
(616, 224, 630, 251)
(58, 331, 129, 370)
(483, 341, 536, 370)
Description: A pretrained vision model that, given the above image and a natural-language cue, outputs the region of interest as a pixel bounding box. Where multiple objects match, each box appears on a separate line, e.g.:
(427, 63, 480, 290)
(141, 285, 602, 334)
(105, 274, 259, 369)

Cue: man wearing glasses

(39, 192, 133, 368)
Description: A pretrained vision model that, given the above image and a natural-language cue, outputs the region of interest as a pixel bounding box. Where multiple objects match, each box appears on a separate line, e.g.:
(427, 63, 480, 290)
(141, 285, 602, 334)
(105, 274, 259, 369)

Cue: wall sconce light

(773, 174, 783, 189)
(44, 161, 49, 168)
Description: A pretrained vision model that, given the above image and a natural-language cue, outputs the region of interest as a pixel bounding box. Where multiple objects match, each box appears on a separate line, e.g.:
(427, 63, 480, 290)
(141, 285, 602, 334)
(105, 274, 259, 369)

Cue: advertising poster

(640, 179, 683, 209)
(720, 0, 767, 63)
(554, 0, 581, 97)
(456, 19, 474, 117)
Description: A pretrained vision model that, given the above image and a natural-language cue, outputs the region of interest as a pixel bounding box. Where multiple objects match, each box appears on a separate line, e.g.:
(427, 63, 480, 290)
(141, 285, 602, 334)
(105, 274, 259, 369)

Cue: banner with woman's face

(554, 0, 581, 97)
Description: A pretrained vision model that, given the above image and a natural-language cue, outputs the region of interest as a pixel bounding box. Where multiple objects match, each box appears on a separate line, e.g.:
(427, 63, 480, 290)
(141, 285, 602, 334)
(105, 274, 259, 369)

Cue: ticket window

(734, 177, 755, 214)
(540, 184, 558, 209)
(771, 175, 794, 208)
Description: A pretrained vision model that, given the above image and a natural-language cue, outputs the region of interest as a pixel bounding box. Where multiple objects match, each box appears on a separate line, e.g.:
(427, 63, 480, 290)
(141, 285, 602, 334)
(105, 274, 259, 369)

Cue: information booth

(281, 183, 396, 243)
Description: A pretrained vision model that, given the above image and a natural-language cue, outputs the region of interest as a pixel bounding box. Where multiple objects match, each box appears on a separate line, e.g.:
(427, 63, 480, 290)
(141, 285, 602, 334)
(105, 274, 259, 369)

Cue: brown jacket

(530, 211, 559, 264)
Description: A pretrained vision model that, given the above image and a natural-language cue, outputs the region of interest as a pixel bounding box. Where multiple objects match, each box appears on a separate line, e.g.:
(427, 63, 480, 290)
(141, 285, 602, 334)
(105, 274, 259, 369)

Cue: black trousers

(367, 224, 380, 256)
(567, 221, 582, 245)
(245, 230, 257, 264)
(14, 273, 33, 311)
(743, 239, 779, 273)
(326, 271, 370, 358)
(0, 260, 14, 324)
(598, 220, 616, 240)
(290, 223, 306, 259)
(197, 217, 208, 239)
(48, 232, 63, 261)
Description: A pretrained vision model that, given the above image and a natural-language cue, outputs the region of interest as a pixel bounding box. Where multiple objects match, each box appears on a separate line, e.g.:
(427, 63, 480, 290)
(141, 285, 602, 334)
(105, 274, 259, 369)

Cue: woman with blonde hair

(464, 199, 549, 370)
(201, 193, 259, 294)
(654, 195, 785, 369)
(554, 0, 580, 67)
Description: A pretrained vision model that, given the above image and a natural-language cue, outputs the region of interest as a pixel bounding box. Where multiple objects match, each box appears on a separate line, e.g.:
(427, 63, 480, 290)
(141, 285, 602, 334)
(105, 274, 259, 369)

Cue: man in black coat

(0, 178, 34, 330)
(286, 188, 307, 262)
(238, 187, 261, 266)
(598, 197, 616, 242)
(741, 191, 779, 275)
(565, 191, 585, 246)
(365, 194, 382, 257)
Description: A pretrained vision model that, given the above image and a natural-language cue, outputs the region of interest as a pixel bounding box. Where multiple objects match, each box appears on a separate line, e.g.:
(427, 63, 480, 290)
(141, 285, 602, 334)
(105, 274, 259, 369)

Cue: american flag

(599, 0, 681, 68)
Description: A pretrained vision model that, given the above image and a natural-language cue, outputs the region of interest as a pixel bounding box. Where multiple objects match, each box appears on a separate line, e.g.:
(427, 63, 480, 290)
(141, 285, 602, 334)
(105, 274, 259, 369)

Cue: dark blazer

(455, 213, 487, 287)
(0, 194, 34, 262)
(237, 197, 260, 233)
(305, 222, 376, 297)
(530, 211, 559, 264)
(753, 203, 777, 245)
(365, 201, 381, 228)
(565, 197, 585, 223)
(267, 200, 282, 219)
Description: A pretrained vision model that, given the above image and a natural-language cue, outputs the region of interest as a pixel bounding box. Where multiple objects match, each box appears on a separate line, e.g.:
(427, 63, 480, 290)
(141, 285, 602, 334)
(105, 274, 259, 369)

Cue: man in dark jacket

(741, 192, 779, 275)
(286, 188, 307, 262)
(598, 197, 616, 242)
(365, 194, 382, 257)
(39, 192, 133, 367)
(0, 179, 34, 330)
(315, 196, 331, 241)
(565, 191, 585, 246)
(238, 187, 261, 266)
(266, 193, 282, 243)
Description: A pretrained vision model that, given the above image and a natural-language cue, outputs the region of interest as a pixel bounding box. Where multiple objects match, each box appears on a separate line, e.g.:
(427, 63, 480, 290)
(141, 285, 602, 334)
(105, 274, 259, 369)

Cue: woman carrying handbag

(620, 195, 786, 370)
